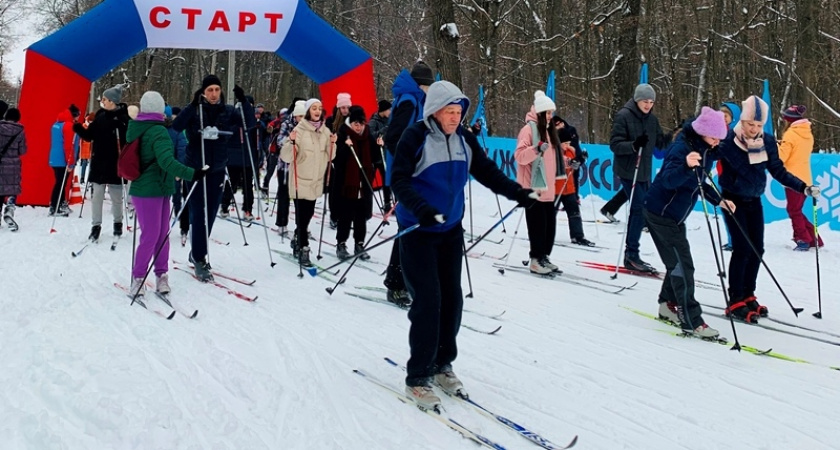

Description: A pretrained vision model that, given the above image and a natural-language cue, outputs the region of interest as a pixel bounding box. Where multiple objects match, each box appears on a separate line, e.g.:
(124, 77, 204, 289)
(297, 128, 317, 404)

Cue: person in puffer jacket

(644, 107, 734, 339)
(0, 105, 26, 227)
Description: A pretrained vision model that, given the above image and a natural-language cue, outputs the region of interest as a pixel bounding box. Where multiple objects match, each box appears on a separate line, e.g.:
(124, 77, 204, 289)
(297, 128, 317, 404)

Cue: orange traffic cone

(69, 176, 83, 205)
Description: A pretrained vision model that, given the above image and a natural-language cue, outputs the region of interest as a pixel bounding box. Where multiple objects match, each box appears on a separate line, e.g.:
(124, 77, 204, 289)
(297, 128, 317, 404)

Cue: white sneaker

(156, 273, 171, 294)
(689, 323, 719, 338)
(529, 258, 552, 275)
(128, 277, 145, 298)
(434, 370, 467, 398)
(658, 302, 680, 324)
(405, 385, 442, 411)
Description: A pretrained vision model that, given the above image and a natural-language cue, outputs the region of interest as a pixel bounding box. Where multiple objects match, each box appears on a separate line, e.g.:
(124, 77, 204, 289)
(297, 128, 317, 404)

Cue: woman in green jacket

(127, 92, 207, 298)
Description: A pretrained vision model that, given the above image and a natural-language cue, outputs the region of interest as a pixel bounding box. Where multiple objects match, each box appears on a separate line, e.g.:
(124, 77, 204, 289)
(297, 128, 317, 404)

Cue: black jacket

(172, 97, 255, 173)
(74, 105, 129, 185)
(609, 99, 667, 181)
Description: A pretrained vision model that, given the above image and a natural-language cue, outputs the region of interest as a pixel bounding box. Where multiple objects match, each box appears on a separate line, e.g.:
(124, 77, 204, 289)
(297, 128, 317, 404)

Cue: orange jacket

(778, 119, 814, 185)
(554, 143, 576, 196)
(79, 122, 92, 159)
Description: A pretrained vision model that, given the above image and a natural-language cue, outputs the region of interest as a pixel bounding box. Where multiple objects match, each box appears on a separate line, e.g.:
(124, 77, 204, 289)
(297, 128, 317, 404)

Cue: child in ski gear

(609, 83, 669, 272)
(279, 98, 337, 267)
(49, 104, 80, 216)
(390, 80, 535, 409)
(73, 84, 129, 241)
(0, 105, 26, 230)
(717, 95, 818, 323)
(331, 105, 379, 260)
(779, 105, 822, 250)
(515, 90, 565, 275)
(644, 107, 732, 337)
(553, 120, 593, 247)
(127, 91, 201, 298)
(171, 74, 254, 281)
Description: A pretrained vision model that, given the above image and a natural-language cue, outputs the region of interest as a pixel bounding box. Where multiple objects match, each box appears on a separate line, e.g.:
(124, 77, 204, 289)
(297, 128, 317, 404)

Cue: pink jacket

(515, 107, 557, 202)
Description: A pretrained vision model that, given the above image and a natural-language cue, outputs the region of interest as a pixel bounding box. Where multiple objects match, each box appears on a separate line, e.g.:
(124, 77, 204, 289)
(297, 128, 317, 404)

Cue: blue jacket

(391, 81, 520, 232)
(718, 129, 804, 199)
(644, 124, 721, 224)
(167, 127, 187, 163)
(384, 69, 426, 185)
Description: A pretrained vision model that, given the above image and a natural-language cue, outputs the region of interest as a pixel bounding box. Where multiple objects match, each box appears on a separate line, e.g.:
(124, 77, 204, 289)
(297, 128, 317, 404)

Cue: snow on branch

(440, 23, 460, 38)
(566, 53, 623, 81)
(711, 30, 787, 66)
(820, 31, 840, 44)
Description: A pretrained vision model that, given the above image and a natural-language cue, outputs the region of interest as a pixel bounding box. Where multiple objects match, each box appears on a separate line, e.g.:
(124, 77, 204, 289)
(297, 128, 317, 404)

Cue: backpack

(117, 130, 148, 181)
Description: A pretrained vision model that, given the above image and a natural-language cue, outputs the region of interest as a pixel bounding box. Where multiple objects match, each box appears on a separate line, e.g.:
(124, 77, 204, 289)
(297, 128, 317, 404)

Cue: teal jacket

(126, 120, 195, 197)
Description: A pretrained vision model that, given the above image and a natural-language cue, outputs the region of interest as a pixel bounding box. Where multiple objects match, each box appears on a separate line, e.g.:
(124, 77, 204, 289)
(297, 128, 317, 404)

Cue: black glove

(515, 188, 539, 208)
(417, 205, 445, 227)
(72, 123, 85, 135)
(633, 134, 649, 151)
(191, 88, 203, 108)
(192, 165, 210, 182)
(580, 149, 588, 163)
(233, 85, 246, 104)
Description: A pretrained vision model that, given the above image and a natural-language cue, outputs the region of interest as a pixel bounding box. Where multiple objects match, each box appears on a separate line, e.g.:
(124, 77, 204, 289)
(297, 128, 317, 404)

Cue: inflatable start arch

(17, 0, 377, 206)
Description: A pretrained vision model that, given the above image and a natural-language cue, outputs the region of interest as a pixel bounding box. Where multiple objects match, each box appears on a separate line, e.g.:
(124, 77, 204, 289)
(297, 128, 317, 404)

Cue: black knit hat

(378, 100, 392, 113)
(4, 107, 20, 122)
(410, 61, 434, 86)
(69, 104, 81, 118)
(201, 74, 222, 91)
(348, 105, 367, 124)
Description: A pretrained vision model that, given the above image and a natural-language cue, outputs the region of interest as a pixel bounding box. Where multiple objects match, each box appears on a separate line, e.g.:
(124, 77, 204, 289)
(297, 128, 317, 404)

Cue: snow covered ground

(1, 181, 839, 450)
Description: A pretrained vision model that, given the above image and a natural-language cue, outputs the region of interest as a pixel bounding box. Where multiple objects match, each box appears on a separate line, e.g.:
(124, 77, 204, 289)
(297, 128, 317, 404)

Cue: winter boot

(243, 211, 255, 222)
(529, 258, 553, 275)
(220, 206, 230, 219)
(539, 256, 561, 273)
(355, 242, 371, 261)
(190, 253, 214, 283)
(793, 240, 810, 251)
(89, 225, 102, 242)
(405, 384, 442, 411)
(743, 295, 768, 317)
(571, 237, 596, 247)
(58, 201, 72, 216)
(624, 254, 657, 273)
(599, 208, 619, 223)
(2, 205, 18, 232)
(299, 246, 313, 267)
(128, 277, 145, 298)
(336, 242, 351, 260)
(685, 322, 719, 339)
(180, 230, 188, 247)
(725, 300, 759, 324)
(434, 368, 467, 398)
(658, 301, 680, 325)
(387, 289, 412, 308)
(156, 273, 171, 294)
(114, 222, 123, 237)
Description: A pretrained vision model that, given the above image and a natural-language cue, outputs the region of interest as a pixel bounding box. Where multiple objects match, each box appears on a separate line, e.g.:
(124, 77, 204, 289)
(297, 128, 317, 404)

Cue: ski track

(3, 183, 840, 449)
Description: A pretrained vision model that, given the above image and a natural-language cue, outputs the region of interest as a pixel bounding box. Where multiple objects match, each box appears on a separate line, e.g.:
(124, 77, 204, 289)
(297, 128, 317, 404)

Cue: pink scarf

(309, 120, 323, 131)
(733, 122, 767, 164)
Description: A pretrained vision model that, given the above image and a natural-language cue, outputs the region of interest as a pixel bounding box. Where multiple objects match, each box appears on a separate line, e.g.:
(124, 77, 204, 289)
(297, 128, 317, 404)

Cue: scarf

(136, 112, 164, 122)
(309, 120, 323, 131)
(342, 124, 374, 199)
(733, 122, 767, 164)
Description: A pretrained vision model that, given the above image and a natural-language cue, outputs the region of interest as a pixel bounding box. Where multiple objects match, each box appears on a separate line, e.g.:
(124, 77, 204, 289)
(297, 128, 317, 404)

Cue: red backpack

(117, 131, 147, 181)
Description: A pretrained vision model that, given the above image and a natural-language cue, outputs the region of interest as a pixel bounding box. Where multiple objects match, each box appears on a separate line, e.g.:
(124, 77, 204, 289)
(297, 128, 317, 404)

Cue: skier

(644, 107, 732, 338)
(391, 80, 537, 411)
(515, 90, 566, 275)
(126, 91, 207, 298)
(717, 95, 819, 323)
(171, 75, 254, 282)
(220, 99, 258, 222)
(279, 98, 337, 267)
(0, 104, 26, 231)
(608, 83, 670, 272)
(382, 60, 434, 307)
(73, 84, 129, 241)
(554, 123, 594, 247)
(273, 100, 305, 236)
(49, 104, 80, 216)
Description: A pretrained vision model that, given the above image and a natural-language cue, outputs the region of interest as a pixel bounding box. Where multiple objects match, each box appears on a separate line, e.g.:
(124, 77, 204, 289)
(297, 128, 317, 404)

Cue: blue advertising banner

(479, 136, 840, 230)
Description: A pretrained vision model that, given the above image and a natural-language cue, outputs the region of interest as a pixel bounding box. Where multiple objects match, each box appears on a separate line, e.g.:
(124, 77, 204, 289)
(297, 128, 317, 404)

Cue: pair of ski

(356, 357, 578, 449)
(114, 282, 196, 319)
(345, 286, 504, 335)
(697, 303, 840, 348)
(493, 262, 637, 295)
(71, 235, 121, 257)
(271, 249, 340, 281)
(172, 266, 257, 302)
(576, 261, 720, 291)
(172, 260, 255, 286)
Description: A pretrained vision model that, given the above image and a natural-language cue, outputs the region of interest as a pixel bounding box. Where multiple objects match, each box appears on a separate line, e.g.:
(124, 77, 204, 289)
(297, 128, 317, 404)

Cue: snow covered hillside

(1, 185, 839, 450)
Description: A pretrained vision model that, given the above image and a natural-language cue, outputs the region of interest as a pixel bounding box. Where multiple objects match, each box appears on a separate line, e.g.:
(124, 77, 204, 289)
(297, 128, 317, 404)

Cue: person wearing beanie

(220, 95, 261, 223)
(279, 97, 337, 267)
(390, 80, 536, 411)
(0, 104, 26, 230)
(381, 62, 435, 307)
(47, 104, 82, 217)
(330, 105, 381, 261)
(515, 91, 564, 275)
(73, 84, 130, 241)
(717, 95, 818, 323)
(778, 104, 822, 250)
(643, 106, 733, 338)
(269, 98, 307, 233)
(551, 114, 593, 248)
(368, 99, 392, 212)
(606, 82, 670, 273)
(327, 93, 352, 133)
(124, 91, 203, 298)
(171, 74, 254, 282)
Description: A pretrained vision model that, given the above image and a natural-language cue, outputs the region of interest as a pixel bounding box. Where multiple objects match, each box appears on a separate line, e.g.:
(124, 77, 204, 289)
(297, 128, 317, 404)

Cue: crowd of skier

(0, 59, 825, 411)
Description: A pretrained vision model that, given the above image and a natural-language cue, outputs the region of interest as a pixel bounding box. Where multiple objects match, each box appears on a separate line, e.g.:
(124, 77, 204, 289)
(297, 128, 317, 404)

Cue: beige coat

(280, 119, 336, 200)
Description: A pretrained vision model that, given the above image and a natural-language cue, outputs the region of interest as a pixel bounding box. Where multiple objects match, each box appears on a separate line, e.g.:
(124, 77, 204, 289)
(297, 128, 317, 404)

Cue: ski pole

(348, 143, 384, 214)
(812, 197, 823, 319)
(467, 176, 474, 242)
(49, 168, 71, 233)
(223, 167, 249, 246)
(498, 207, 526, 274)
(702, 169, 804, 316)
(238, 101, 276, 267)
(611, 146, 643, 279)
(317, 141, 335, 260)
(326, 203, 397, 294)
(478, 127, 507, 233)
(462, 239, 474, 298)
(586, 166, 600, 240)
(694, 167, 741, 351)
(309, 224, 420, 278)
(198, 98, 211, 265)
(292, 142, 303, 278)
(466, 205, 518, 254)
(712, 206, 727, 278)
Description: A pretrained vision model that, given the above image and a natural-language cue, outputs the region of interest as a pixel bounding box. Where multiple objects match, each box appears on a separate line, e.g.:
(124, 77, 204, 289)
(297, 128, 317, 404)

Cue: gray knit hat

(103, 84, 124, 104)
(633, 83, 656, 102)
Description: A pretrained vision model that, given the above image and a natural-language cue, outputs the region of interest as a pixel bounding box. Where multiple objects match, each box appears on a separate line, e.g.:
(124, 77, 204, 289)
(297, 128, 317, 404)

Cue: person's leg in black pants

(525, 201, 552, 259)
(50, 167, 68, 211)
(602, 187, 628, 215)
(242, 167, 255, 214)
(560, 193, 585, 240)
(293, 198, 316, 249)
(189, 170, 225, 262)
(275, 167, 291, 228)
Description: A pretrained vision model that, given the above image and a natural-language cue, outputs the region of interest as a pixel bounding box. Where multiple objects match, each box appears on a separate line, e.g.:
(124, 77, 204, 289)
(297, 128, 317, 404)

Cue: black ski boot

(299, 246, 313, 267)
(743, 295, 768, 317)
(89, 225, 102, 242)
(624, 254, 657, 273)
(355, 242, 371, 261)
(725, 299, 759, 324)
(113, 222, 123, 237)
(336, 242, 351, 260)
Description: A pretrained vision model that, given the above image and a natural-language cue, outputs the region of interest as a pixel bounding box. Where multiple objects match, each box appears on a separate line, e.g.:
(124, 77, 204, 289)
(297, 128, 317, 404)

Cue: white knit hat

(304, 98, 322, 114)
(140, 91, 165, 115)
(533, 90, 556, 114)
(292, 100, 306, 117)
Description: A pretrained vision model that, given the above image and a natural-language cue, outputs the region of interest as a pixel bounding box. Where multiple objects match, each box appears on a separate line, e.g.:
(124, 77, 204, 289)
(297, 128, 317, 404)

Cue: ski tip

(383, 357, 398, 366)
(489, 326, 502, 335)
(566, 435, 580, 448)
(166, 310, 176, 320)
(189, 310, 199, 319)
(306, 267, 318, 277)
